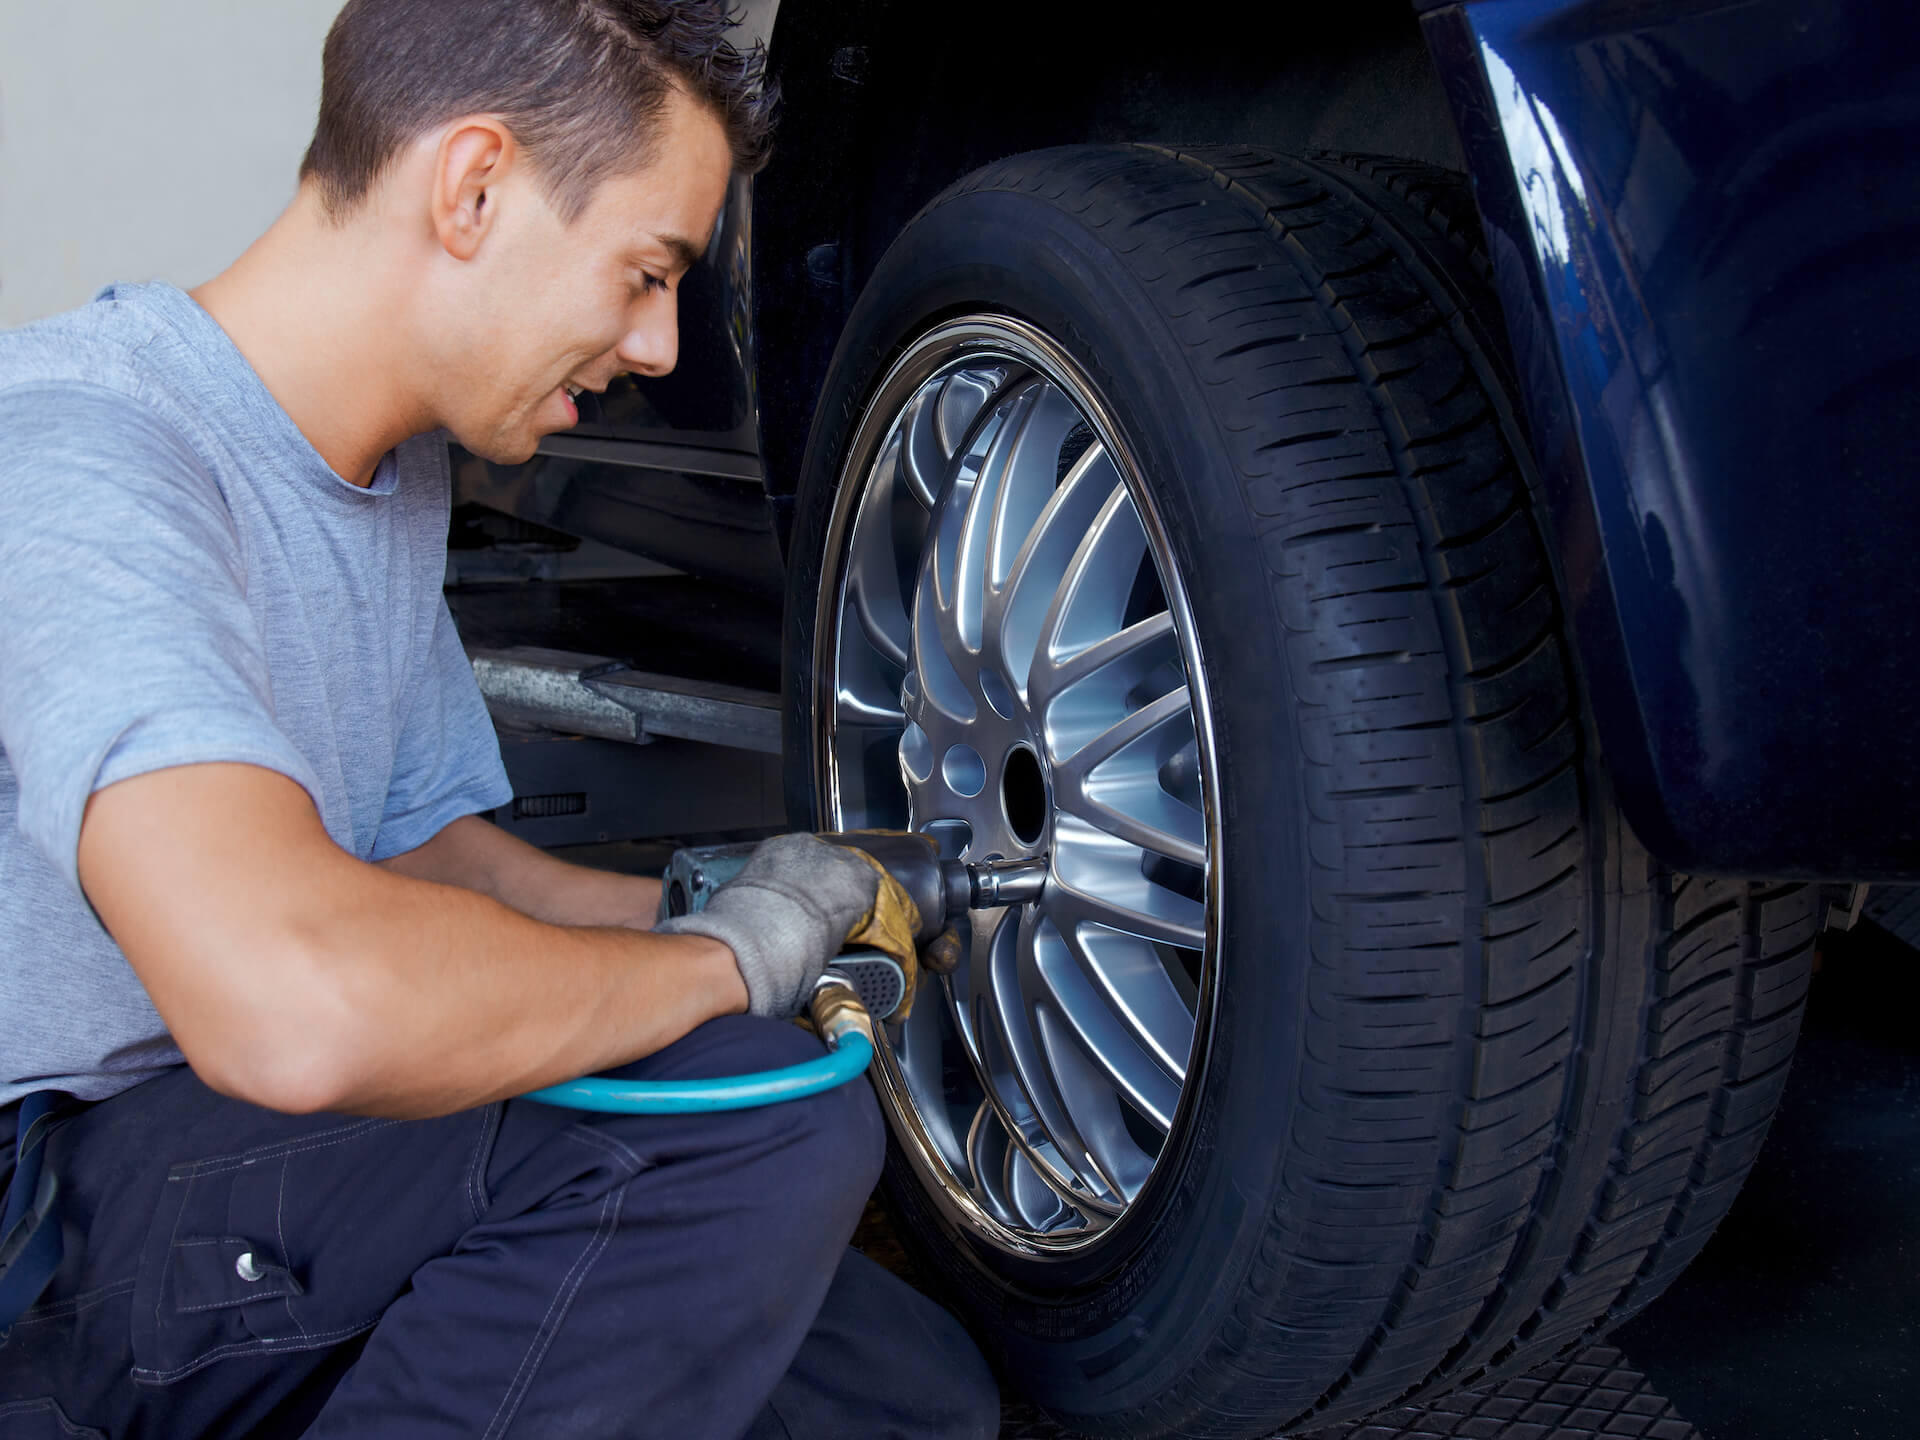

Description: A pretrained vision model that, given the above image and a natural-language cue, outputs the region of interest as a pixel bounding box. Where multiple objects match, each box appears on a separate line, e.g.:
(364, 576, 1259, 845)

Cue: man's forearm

(302, 870, 742, 1118)
(80, 766, 733, 1120)
(380, 814, 662, 929)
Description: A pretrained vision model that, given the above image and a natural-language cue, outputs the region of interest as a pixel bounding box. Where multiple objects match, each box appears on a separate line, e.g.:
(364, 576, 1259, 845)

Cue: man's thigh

(0, 1065, 498, 1436)
(0, 1016, 887, 1438)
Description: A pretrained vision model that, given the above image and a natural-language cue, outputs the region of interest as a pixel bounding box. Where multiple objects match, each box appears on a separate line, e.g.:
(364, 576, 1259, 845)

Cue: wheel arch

(751, 0, 1468, 522)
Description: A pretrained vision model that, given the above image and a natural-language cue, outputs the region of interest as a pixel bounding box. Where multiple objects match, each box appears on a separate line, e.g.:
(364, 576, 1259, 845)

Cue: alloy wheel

(814, 316, 1220, 1255)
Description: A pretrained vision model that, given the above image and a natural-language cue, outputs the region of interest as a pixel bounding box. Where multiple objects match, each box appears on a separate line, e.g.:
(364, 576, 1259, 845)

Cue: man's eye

(638, 273, 668, 297)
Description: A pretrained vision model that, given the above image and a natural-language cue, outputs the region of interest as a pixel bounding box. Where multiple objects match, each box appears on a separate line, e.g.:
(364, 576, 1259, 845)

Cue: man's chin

(458, 430, 544, 467)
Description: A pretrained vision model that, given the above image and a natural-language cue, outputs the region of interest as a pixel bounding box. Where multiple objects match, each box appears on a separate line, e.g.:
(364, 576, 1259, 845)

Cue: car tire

(782, 144, 1821, 1435)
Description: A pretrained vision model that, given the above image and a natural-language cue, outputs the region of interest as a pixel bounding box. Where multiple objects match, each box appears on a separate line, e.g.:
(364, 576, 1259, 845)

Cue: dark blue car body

(463, 0, 1920, 882)
(1424, 0, 1920, 880)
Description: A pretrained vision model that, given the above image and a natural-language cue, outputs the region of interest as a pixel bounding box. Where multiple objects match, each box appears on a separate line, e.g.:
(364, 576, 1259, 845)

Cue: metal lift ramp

(464, 646, 786, 850)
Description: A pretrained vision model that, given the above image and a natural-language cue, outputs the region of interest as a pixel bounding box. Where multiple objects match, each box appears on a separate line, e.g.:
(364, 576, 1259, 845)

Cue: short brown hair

(299, 0, 776, 222)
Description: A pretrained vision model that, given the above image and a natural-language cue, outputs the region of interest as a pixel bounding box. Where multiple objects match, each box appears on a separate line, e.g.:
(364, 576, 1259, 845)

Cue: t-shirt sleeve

(370, 591, 513, 861)
(0, 384, 321, 897)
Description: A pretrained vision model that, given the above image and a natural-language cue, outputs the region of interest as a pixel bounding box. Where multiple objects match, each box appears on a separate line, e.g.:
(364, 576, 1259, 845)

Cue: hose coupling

(808, 973, 877, 1051)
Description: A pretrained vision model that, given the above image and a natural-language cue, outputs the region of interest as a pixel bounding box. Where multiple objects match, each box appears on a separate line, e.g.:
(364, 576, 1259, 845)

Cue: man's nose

(616, 300, 679, 379)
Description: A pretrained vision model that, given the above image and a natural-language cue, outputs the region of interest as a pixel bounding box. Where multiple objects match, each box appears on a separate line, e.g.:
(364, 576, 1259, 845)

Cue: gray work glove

(655, 833, 881, 1019)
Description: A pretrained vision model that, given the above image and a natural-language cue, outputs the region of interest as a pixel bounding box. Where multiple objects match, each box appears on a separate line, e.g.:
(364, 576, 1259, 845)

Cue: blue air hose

(521, 975, 880, 1114)
(522, 1031, 873, 1114)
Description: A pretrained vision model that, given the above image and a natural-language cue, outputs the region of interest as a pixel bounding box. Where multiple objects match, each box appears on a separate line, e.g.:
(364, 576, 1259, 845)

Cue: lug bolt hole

(943, 744, 987, 797)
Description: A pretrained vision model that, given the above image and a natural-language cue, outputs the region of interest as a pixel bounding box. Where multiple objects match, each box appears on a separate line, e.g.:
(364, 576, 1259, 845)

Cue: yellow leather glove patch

(845, 850, 924, 1020)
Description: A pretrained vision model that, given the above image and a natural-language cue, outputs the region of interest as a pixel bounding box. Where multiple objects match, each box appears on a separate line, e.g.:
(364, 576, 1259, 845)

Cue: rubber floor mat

(996, 1346, 1698, 1439)
(1864, 884, 1920, 951)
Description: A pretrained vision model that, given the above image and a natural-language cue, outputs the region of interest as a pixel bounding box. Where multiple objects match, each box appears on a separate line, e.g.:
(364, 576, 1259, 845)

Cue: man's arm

(77, 761, 744, 1120)
(376, 814, 662, 930)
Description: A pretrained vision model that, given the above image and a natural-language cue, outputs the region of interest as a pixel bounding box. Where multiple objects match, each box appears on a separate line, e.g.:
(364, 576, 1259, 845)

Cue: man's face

(441, 91, 733, 463)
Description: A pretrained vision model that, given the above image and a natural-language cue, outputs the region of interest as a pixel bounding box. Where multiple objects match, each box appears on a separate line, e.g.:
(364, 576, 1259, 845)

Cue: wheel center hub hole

(1002, 744, 1048, 847)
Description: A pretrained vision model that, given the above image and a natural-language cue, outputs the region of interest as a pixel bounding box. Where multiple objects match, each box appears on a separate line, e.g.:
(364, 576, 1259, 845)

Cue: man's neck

(191, 189, 432, 488)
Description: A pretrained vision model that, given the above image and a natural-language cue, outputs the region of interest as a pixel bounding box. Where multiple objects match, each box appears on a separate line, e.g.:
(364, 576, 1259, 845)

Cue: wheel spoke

(995, 441, 1125, 694)
(835, 690, 906, 728)
(1032, 611, 1180, 762)
(952, 384, 1041, 652)
(1033, 610, 1174, 705)
(984, 996, 1127, 1209)
(1058, 921, 1194, 1087)
(987, 383, 1086, 590)
(900, 386, 945, 510)
(963, 1101, 1022, 1229)
(1004, 1143, 1078, 1233)
(1050, 815, 1208, 950)
(1033, 1003, 1156, 1202)
(887, 969, 974, 1178)
(850, 582, 911, 672)
(1059, 771, 1207, 872)
(844, 430, 914, 672)
(936, 367, 1010, 456)
(956, 379, 1085, 656)
(968, 939, 1123, 1213)
(1055, 686, 1191, 786)
(833, 612, 907, 727)
(909, 555, 976, 724)
(1032, 915, 1184, 1130)
(1036, 483, 1151, 672)
(1005, 914, 1137, 1202)
(1073, 786, 1204, 870)
(922, 397, 1017, 663)
(955, 906, 1122, 1204)
(1043, 646, 1206, 866)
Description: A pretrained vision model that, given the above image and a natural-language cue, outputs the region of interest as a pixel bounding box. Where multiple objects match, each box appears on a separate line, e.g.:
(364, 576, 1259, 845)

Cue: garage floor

(1607, 917, 1919, 1438)
(911, 917, 1918, 1439)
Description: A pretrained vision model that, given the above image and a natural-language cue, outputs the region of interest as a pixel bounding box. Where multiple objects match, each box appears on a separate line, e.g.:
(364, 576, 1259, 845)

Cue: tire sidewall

(784, 167, 1321, 1408)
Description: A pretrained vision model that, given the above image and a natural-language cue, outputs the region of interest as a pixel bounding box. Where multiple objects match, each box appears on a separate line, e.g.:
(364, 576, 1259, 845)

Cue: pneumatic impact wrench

(521, 832, 1046, 1115)
(660, 832, 1047, 1022)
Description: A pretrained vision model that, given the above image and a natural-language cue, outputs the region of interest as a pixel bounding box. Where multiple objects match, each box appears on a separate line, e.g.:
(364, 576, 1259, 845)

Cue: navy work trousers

(0, 1016, 999, 1438)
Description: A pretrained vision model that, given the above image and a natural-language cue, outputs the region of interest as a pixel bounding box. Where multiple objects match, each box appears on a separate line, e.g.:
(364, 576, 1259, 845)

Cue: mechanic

(0, 1, 999, 1435)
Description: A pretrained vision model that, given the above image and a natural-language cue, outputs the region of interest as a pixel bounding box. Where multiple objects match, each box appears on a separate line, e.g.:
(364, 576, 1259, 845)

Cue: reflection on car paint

(1462, 0, 1920, 875)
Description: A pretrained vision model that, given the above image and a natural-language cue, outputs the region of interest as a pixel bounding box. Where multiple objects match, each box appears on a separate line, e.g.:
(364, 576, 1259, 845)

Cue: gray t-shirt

(0, 281, 512, 1105)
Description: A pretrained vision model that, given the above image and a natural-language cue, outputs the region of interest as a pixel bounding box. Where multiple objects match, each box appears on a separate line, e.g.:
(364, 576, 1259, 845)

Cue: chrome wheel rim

(815, 316, 1220, 1256)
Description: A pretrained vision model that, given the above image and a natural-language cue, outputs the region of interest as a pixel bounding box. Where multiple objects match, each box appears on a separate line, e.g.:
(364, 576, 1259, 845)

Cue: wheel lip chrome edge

(812, 313, 1226, 1261)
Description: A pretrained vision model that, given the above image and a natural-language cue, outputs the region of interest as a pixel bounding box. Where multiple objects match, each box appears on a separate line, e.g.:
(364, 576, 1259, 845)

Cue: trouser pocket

(129, 1117, 422, 1384)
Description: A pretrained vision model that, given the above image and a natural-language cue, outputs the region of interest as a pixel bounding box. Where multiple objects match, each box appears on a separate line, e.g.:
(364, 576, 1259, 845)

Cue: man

(0, 1, 998, 1434)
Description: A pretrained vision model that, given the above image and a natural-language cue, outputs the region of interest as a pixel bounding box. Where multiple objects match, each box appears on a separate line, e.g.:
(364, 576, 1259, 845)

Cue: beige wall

(0, 0, 342, 326)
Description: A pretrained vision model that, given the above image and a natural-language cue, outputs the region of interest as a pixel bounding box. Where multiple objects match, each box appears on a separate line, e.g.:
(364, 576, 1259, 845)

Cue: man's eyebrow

(652, 231, 706, 272)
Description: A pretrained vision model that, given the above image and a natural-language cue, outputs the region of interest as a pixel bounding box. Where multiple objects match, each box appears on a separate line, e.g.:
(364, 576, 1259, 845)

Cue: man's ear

(432, 118, 516, 261)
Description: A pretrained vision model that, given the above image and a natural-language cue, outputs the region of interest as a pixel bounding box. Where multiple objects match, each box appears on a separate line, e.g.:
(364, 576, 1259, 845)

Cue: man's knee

(787, 1050, 886, 1203)
(722, 1018, 886, 1220)
(596, 1014, 885, 1217)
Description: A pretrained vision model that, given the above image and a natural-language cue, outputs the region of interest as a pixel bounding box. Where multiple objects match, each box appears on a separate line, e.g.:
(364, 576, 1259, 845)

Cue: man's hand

(656, 833, 881, 1018)
(77, 762, 746, 1119)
